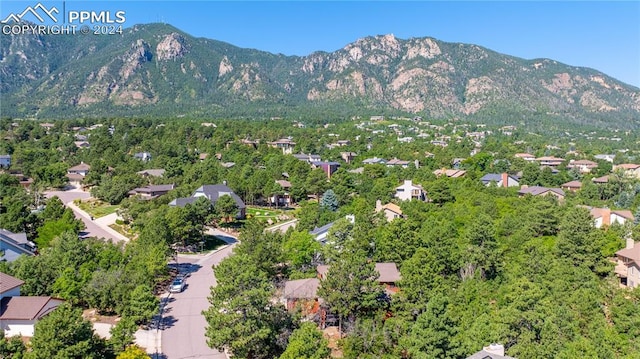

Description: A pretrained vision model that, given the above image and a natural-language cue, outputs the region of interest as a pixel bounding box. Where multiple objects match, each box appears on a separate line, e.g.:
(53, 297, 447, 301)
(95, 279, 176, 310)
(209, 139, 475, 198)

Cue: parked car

(169, 278, 185, 293)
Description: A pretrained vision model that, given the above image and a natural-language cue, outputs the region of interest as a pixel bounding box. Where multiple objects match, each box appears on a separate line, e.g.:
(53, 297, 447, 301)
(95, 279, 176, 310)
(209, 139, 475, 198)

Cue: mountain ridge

(1, 23, 639, 128)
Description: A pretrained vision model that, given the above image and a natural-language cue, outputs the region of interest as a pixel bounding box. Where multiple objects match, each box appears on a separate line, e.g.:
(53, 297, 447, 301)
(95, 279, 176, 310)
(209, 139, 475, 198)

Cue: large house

(480, 173, 520, 188)
(317, 262, 401, 294)
(560, 180, 582, 192)
(394, 180, 427, 201)
(536, 156, 565, 167)
(268, 138, 296, 154)
(433, 169, 466, 178)
(0, 229, 36, 262)
(375, 200, 403, 222)
(466, 344, 515, 359)
(169, 184, 246, 219)
(615, 238, 640, 288)
(0, 272, 63, 337)
(311, 161, 340, 179)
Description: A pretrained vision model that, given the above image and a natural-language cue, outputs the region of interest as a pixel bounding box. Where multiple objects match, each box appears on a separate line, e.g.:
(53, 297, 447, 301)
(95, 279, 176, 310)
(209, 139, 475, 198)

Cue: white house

(394, 180, 426, 201)
(588, 207, 635, 228)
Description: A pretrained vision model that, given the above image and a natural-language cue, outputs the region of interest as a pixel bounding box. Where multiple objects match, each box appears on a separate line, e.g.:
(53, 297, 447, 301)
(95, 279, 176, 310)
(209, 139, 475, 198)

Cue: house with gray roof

(0, 229, 36, 262)
(169, 184, 246, 219)
(480, 173, 520, 188)
(517, 186, 565, 201)
(128, 184, 175, 200)
(466, 344, 515, 359)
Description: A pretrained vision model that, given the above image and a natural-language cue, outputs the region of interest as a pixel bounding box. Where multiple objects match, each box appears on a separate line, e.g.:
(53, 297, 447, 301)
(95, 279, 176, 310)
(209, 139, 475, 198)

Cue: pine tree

(320, 189, 339, 211)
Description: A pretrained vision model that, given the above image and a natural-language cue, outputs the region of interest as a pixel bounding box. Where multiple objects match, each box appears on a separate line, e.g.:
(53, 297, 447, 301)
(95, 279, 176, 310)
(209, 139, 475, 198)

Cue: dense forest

(1, 116, 639, 359)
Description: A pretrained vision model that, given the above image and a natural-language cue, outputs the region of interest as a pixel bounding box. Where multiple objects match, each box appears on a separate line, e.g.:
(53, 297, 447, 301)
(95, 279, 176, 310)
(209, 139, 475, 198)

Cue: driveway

(159, 230, 237, 359)
(44, 189, 127, 242)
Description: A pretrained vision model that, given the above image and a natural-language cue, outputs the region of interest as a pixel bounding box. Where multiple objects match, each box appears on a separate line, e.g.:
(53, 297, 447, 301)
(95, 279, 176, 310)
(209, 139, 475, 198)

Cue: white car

(169, 278, 185, 293)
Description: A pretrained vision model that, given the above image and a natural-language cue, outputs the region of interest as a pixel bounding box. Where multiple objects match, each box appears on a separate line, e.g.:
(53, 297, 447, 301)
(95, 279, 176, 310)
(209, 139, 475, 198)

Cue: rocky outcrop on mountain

(1, 23, 638, 127)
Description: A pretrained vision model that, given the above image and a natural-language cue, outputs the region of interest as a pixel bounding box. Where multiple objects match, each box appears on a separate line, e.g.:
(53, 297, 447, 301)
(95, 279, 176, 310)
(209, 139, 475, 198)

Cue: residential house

(317, 262, 401, 294)
(587, 207, 634, 228)
(560, 180, 582, 192)
(340, 152, 357, 164)
(536, 156, 565, 167)
(375, 200, 403, 222)
(594, 154, 615, 163)
(311, 161, 340, 179)
(615, 237, 640, 288)
(309, 215, 355, 244)
(0, 229, 36, 262)
(433, 169, 467, 178)
(240, 139, 259, 149)
(517, 186, 565, 201)
(370, 115, 384, 121)
(466, 344, 515, 359)
(480, 173, 520, 188)
(613, 164, 640, 179)
(136, 169, 165, 178)
(268, 138, 296, 154)
(362, 157, 387, 165)
(9, 172, 34, 189)
(73, 141, 90, 149)
(592, 175, 609, 184)
(395, 180, 427, 201)
(134, 152, 152, 162)
(281, 278, 321, 315)
(127, 184, 175, 200)
(0, 272, 63, 337)
(0, 155, 11, 168)
(169, 184, 246, 219)
(566, 159, 598, 173)
(514, 153, 535, 161)
(386, 158, 411, 168)
(271, 180, 293, 207)
(67, 162, 90, 188)
(293, 153, 322, 164)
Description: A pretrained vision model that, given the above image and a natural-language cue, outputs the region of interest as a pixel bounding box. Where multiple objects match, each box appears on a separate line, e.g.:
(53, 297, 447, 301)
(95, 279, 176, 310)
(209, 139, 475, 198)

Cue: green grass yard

(76, 199, 119, 219)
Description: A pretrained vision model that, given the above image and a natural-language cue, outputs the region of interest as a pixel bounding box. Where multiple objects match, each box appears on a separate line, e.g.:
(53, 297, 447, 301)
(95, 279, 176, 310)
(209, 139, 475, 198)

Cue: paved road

(44, 189, 125, 242)
(160, 230, 237, 359)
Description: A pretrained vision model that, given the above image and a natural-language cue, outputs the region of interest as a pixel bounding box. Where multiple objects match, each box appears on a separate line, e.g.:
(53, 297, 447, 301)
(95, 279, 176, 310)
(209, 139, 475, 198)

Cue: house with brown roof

(281, 278, 321, 315)
(514, 153, 535, 161)
(340, 152, 357, 164)
(0, 272, 63, 337)
(268, 138, 296, 154)
(517, 186, 565, 201)
(615, 239, 640, 288)
(375, 200, 404, 222)
(536, 156, 565, 167)
(592, 175, 609, 184)
(560, 180, 582, 192)
(613, 164, 640, 178)
(587, 207, 634, 228)
(67, 162, 90, 188)
(271, 180, 293, 207)
(137, 169, 166, 178)
(433, 169, 467, 178)
(317, 262, 401, 294)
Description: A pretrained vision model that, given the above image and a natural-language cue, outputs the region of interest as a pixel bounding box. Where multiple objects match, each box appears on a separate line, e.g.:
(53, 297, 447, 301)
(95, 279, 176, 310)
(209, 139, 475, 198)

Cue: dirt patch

(82, 308, 120, 325)
(323, 326, 343, 358)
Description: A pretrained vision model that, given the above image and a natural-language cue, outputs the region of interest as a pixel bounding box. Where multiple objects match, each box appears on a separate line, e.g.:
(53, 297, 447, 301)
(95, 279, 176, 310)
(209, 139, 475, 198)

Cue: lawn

(175, 235, 227, 254)
(76, 199, 119, 219)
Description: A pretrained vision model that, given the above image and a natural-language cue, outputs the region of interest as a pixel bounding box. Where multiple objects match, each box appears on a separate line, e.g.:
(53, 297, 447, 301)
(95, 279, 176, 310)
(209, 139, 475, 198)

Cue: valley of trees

(1, 116, 640, 358)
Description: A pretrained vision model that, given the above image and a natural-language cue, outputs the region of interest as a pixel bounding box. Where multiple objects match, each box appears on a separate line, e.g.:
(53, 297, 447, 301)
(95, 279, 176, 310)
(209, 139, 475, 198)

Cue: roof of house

(137, 169, 165, 177)
(387, 158, 410, 166)
(480, 173, 520, 183)
(68, 163, 90, 172)
(194, 184, 246, 209)
(466, 350, 516, 359)
(316, 263, 401, 283)
(309, 221, 336, 237)
(617, 243, 640, 266)
(589, 207, 635, 221)
(66, 173, 85, 181)
(616, 163, 640, 170)
(381, 203, 403, 215)
(434, 169, 467, 178)
(362, 157, 387, 164)
(561, 180, 582, 188)
(129, 184, 175, 194)
(0, 272, 25, 294)
(592, 175, 609, 183)
(514, 153, 535, 158)
(0, 297, 63, 320)
(283, 278, 320, 299)
(276, 180, 292, 188)
(169, 197, 198, 207)
(375, 263, 401, 283)
(536, 156, 565, 162)
(518, 186, 565, 197)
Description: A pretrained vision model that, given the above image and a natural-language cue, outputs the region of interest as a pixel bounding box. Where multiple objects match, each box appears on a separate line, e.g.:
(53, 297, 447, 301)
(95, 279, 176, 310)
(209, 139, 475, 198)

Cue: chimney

(415, 159, 420, 169)
(375, 199, 382, 212)
(483, 343, 505, 356)
(502, 173, 509, 188)
(625, 233, 635, 250)
(603, 208, 611, 227)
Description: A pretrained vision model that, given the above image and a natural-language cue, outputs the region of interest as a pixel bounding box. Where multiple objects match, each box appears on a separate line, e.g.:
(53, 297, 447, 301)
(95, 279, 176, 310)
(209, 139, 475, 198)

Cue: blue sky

(2, 1, 639, 87)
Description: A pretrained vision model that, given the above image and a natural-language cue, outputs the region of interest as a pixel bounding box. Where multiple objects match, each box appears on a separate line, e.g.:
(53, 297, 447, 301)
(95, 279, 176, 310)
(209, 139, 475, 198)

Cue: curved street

(159, 230, 237, 359)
